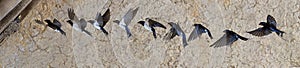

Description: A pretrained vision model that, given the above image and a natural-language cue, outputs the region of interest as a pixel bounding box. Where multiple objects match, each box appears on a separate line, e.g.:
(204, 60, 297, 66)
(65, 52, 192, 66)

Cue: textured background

(1, 0, 300, 67)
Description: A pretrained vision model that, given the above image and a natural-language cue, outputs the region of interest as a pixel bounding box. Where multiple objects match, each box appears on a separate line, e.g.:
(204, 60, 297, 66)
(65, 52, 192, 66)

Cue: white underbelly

(144, 25, 152, 32)
(73, 24, 82, 31)
(119, 24, 126, 30)
(119, 20, 127, 30)
(93, 22, 101, 30)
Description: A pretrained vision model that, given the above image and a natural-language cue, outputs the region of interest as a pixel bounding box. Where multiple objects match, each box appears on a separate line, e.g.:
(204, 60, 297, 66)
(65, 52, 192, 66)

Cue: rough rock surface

(1, 0, 300, 67)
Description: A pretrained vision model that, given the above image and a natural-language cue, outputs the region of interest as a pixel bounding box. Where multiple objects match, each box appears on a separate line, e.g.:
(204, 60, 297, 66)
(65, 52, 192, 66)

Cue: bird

(113, 7, 139, 38)
(247, 15, 285, 37)
(188, 24, 213, 42)
(34, 19, 66, 36)
(87, 8, 110, 35)
(210, 30, 248, 48)
(67, 8, 92, 37)
(137, 18, 166, 39)
(163, 22, 188, 47)
(12, 15, 21, 23)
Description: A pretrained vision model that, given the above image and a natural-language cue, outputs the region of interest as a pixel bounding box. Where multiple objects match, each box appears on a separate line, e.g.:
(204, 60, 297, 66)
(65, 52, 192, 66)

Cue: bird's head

(44, 19, 51, 24)
(193, 24, 206, 28)
(167, 22, 175, 26)
(259, 22, 267, 26)
(137, 21, 145, 26)
(193, 24, 200, 26)
(223, 29, 231, 33)
(113, 20, 120, 24)
(145, 18, 150, 21)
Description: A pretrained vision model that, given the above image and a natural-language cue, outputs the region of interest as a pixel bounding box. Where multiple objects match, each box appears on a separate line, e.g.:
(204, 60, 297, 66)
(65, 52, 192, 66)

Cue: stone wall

(1, 0, 300, 67)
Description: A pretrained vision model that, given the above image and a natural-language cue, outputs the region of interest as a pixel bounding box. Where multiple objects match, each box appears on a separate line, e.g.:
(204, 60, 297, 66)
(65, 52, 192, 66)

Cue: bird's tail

(207, 30, 213, 39)
(83, 30, 93, 37)
(275, 30, 285, 37)
(151, 28, 157, 39)
(100, 27, 108, 35)
(209, 44, 214, 48)
(125, 26, 132, 38)
(58, 28, 66, 36)
(182, 34, 188, 47)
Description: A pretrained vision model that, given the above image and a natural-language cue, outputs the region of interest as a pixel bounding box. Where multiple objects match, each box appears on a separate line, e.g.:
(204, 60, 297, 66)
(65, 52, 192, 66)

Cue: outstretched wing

(163, 28, 177, 40)
(122, 7, 139, 25)
(267, 15, 277, 26)
(210, 34, 229, 48)
(53, 19, 62, 27)
(247, 27, 272, 37)
(188, 27, 202, 41)
(67, 8, 80, 22)
(148, 19, 166, 29)
(79, 19, 87, 29)
(95, 12, 104, 26)
(102, 8, 110, 26)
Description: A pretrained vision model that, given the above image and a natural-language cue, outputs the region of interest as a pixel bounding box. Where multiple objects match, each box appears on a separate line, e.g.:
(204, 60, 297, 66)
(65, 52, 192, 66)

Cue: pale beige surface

(0, 0, 21, 20)
(1, 0, 300, 67)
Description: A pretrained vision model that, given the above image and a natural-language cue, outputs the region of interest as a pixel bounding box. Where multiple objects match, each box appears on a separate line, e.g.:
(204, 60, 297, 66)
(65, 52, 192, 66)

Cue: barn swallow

(210, 30, 248, 48)
(188, 24, 213, 41)
(88, 8, 110, 35)
(137, 18, 166, 39)
(164, 22, 188, 47)
(35, 19, 66, 36)
(247, 15, 285, 37)
(113, 7, 139, 38)
(67, 8, 92, 37)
